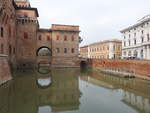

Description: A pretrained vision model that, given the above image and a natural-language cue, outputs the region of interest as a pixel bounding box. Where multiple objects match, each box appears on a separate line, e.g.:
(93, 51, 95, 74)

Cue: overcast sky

(30, 0, 150, 46)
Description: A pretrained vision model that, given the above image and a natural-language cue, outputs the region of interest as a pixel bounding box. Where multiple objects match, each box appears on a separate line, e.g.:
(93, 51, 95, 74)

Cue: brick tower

(15, 0, 39, 68)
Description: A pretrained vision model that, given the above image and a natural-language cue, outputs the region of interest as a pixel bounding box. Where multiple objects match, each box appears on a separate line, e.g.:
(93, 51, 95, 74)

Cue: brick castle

(0, 0, 80, 68)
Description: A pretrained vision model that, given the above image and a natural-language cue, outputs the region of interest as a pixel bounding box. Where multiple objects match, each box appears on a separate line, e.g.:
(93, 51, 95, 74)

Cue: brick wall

(88, 59, 150, 80)
(0, 55, 12, 85)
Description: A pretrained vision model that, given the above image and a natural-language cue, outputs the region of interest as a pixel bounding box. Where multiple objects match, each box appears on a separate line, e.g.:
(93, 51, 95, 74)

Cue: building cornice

(120, 18, 150, 33)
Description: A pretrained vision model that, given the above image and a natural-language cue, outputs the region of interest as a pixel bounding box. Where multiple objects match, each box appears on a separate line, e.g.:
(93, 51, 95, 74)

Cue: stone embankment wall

(0, 55, 12, 85)
(88, 59, 150, 80)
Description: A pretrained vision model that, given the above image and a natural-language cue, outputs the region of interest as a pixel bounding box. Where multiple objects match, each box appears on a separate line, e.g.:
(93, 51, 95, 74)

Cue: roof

(15, 7, 39, 17)
(89, 39, 122, 46)
(120, 14, 150, 33)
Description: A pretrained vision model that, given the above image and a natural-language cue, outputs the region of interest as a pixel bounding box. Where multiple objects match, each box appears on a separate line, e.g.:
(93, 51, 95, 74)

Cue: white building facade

(121, 15, 150, 60)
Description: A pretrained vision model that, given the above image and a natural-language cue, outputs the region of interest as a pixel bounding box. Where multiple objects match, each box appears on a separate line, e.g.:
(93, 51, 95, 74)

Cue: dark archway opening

(80, 61, 87, 69)
(37, 46, 52, 56)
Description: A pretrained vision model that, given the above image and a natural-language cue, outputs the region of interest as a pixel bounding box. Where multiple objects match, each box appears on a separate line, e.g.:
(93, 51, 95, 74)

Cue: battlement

(14, 0, 30, 8)
(51, 24, 80, 32)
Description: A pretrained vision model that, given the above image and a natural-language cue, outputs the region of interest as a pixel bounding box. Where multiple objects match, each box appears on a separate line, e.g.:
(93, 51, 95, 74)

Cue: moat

(0, 68, 150, 113)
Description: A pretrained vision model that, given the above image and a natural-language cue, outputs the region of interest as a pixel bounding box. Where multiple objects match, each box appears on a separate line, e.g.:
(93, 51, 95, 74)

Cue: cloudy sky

(30, 0, 150, 46)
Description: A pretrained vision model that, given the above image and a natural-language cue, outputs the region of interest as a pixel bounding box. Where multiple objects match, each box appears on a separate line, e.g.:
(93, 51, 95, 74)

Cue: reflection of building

(122, 91, 150, 113)
(80, 39, 122, 59)
(0, 69, 80, 113)
(0, 0, 80, 68)
(41, 69, 80, 112)
(121, 14, 150, 60)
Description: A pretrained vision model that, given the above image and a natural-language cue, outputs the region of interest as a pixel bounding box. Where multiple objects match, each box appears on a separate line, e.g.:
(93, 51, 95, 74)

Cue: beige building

(79, 45, 89, 58)
(80, 39, 122, 59)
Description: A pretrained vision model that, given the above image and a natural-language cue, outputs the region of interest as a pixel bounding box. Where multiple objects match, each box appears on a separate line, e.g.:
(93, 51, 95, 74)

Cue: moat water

(0, 67, 150, 113)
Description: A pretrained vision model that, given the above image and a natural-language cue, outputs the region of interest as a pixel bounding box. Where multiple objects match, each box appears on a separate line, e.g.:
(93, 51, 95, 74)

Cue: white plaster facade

(121, 14, 150, 60)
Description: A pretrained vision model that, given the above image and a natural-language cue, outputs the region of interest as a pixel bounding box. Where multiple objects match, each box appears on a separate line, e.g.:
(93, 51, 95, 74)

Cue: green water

(0, 68, 150, 113)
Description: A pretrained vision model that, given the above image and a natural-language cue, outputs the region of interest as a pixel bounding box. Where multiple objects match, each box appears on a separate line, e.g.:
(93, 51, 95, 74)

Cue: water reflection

(80, 69, 150, 113)
(0, 68, 150, 113)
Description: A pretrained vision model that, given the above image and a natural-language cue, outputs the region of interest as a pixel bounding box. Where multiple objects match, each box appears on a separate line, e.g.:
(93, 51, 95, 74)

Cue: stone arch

(36, 46, 52, 56)
(80, 61, 87, 69)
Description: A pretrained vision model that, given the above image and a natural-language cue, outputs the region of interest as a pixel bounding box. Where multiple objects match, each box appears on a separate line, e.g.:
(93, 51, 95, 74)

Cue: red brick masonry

(0, 55, 12, 85)
(88, 59, 150, 80)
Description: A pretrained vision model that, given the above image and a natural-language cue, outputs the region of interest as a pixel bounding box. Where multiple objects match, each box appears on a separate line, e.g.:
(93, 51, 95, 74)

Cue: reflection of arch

(37, 77, 52, 88)
(37, 46, 52, 56)
(38, 67, 51, 74)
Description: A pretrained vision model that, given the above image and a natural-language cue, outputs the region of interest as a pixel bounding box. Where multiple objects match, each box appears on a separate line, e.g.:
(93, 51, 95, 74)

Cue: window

(1, 27, 3, 37)
(38, 35, 42, 40)
(141, 30, 144, 34)
(1, 44, 3, 54)
(56, 48, 60, 53)
(129, 34, 131, 38)
(124, 36, 126, 39)
(24, 32, 28, 39)
(129, 40, 131, 46)
(56, 35, 59, 40)
(47, 36, 50, 41)
(64, 35, 67, 41)
(134, 39, 136, 45)
(72, 36, 75, 41)
(141, 36, 144, 43)
(134, 33, 136, 37)
(9, 45, 12, 55)
(71, 48, 75, 53)
(13, 47, 15, 54)
(147, 33, 150, 41)
(64, 48, 67, 53)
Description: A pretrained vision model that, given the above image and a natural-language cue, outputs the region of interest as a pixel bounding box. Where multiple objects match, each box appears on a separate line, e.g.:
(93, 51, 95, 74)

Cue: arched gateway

(36, 46, 52, 67)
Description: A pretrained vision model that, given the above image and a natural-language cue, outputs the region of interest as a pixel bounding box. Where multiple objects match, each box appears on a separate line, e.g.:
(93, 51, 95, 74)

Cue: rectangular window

(13, 47, 15, 54)
(56, 35, 59, 40)
(38, 35, 42, 40)
(147, 33, 150, 41)
(72, 36, 75, 41)
(71, 48, 75, 53)
(64, 48, 67, 53)
(56, 48, 60, 53)
(47, 36, 50, 41)
(64, 35, 67, 41)
(1, 44, 4, 54)
(24, 32, 28, 39)
(1, 27, 3, 37)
